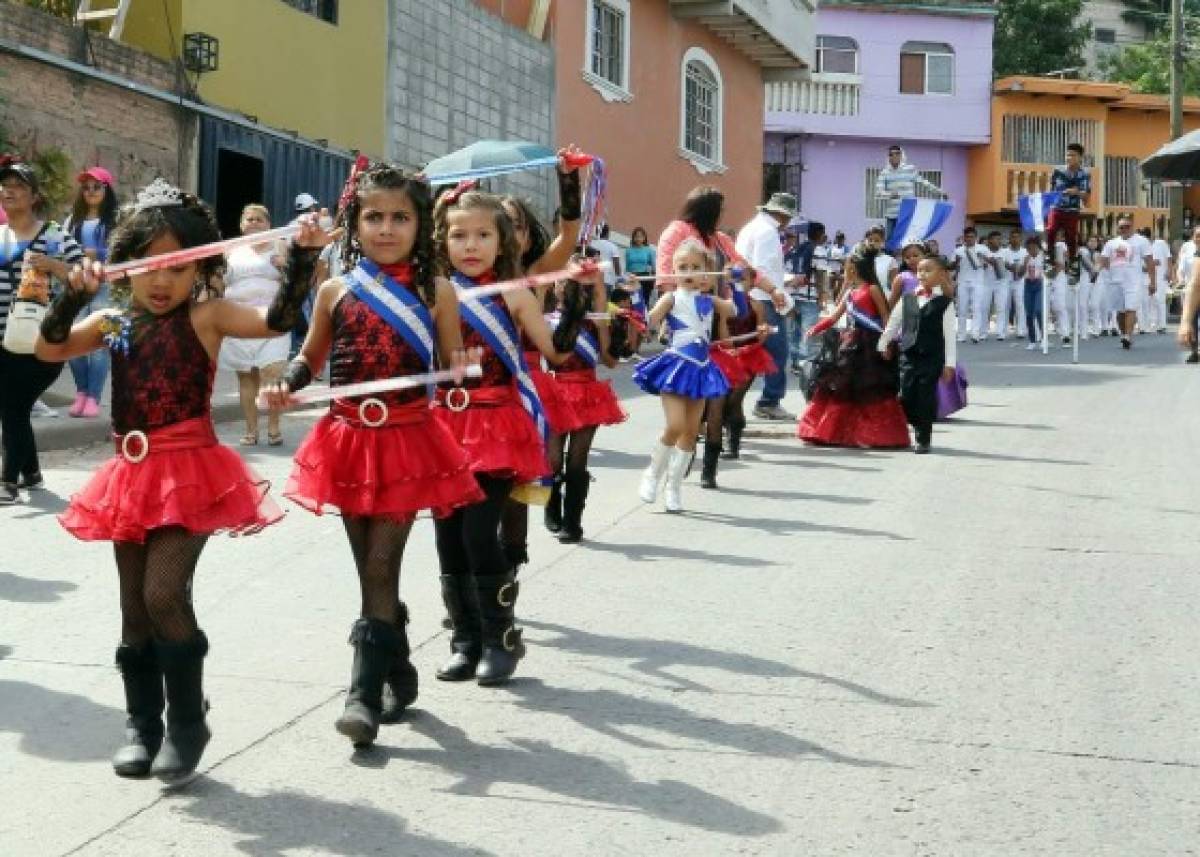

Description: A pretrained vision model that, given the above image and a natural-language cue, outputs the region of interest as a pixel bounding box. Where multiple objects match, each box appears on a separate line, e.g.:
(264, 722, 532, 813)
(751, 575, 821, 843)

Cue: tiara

(135, 178, 183, 210)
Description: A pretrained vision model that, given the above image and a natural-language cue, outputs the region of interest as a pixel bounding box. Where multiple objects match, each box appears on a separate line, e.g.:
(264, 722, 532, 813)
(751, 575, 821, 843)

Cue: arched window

(816, 35, 859, 75)
(680, 47, 723, 170)
(900, 41, 954, 95)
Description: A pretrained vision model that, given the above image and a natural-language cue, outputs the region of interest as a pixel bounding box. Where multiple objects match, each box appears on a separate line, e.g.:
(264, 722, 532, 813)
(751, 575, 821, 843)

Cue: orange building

(473, 1, 814, 243)
(968, 76, 1200, 237)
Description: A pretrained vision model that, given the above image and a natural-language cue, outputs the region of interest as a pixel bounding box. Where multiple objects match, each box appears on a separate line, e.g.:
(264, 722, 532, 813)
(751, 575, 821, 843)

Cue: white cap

(294, 192, 319, 211)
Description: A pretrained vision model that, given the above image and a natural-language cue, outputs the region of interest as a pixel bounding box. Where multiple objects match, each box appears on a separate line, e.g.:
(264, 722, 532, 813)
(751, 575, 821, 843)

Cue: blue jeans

(1023, 278, 1043, 343)
(788, 297, 821, 364)
(754, 300, 790, 408)
(68, 285, 110, 399)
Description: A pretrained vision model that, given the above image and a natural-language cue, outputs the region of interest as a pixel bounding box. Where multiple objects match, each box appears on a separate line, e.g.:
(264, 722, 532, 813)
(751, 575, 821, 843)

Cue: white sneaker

(956, 335, 966, 343)
(1025, 342, 1038, 351)
(31, 399, 58, 418)
(639, 442, 671, 503)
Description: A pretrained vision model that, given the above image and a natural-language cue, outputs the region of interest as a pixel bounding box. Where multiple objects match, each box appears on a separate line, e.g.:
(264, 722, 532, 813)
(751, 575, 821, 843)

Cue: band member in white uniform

(951, 226, 988, 343)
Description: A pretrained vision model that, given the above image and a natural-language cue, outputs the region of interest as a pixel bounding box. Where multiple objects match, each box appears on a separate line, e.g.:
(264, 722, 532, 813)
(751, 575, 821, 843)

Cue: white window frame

(583, 0, 633, 104)
(679, 46, 726, 175)
(816, 35, 859, 76)
(900, 42, 956, 97)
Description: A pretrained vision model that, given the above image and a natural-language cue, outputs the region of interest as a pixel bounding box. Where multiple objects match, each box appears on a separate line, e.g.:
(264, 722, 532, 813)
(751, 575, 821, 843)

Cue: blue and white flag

(887, 197, 954, 251)
(1018, 191, 1062, 233)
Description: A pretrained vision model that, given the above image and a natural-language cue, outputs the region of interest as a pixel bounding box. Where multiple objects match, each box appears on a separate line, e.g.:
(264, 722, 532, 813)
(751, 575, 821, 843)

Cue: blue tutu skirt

(634, 351, 731, 399)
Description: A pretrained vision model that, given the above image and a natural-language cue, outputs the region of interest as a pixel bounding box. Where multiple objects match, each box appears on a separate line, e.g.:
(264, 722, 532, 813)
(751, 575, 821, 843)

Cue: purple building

(764, 0, 996, 247)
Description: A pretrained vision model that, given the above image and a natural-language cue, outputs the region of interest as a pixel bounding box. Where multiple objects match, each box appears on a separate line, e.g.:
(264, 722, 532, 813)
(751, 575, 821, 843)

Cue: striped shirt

(0, 221, 84, 337)
(875, 164, 945, 218)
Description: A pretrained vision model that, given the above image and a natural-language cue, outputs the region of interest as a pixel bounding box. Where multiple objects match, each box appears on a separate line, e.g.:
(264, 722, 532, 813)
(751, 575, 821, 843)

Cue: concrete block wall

(389, 0, 556, 220)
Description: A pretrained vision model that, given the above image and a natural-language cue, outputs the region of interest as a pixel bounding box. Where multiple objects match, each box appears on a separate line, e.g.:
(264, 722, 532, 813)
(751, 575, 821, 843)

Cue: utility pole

(1169, 0, 1184, 241)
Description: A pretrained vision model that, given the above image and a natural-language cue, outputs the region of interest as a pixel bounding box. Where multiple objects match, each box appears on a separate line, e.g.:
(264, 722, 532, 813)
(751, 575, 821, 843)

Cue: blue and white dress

(633, 289, 731, 399)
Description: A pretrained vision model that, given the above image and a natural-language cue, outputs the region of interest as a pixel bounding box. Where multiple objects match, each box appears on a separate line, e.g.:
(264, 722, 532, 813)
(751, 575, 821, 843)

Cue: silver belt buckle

(445, 387, 471, 413)
(121, 430, 149, 464)
(357, 398, 388, 428)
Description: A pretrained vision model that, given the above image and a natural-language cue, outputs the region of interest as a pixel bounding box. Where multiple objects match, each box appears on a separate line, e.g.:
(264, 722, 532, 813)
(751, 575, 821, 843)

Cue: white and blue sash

(345, 260, 435, 370)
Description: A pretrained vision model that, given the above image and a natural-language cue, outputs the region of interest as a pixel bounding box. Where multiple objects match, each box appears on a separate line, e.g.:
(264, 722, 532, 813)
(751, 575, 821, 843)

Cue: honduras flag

(887, 197, 954, 251)
(1018, 191, 1062, 233)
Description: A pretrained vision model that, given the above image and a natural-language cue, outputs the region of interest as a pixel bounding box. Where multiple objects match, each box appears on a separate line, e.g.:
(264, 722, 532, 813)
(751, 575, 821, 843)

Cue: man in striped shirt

(875, 146, 947, 242)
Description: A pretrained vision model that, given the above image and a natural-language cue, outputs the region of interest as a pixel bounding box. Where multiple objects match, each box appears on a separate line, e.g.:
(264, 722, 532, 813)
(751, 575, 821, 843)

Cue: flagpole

(1072, 279, 1080, 364)
(1041, 232, 1050, 355)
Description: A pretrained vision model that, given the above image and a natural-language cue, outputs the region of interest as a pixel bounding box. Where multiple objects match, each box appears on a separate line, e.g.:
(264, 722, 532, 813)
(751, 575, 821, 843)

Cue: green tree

(1099, 31, 1200, 94)
(994, 0, 1092, 77)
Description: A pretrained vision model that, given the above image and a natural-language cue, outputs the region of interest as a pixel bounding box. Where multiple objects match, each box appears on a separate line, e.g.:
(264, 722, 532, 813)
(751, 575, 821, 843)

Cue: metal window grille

(816, 35, 858, 74)
(1104, 156, 1139, 206)
(591, 2, 625, 88)
(864, 168, 943, 218)
(280, 0, 337, 24)
(684, 61, 718, 161)
(1001, 115, 1100, 165)
(1144, 181, 1171, 209)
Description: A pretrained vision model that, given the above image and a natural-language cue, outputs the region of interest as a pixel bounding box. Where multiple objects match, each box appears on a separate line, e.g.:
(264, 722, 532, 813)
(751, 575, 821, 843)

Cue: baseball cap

(294, 192, 319, 211)
(77, 166, 116, 187)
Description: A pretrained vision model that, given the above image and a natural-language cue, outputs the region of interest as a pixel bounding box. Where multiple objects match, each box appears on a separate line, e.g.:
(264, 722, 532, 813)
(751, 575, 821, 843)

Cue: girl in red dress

(270, 165, 484, 748)
(798, 246, 911, 449)
(433, 189, 566, 686)
(36, 181, 317, 786)
(543, 259, 625, 543)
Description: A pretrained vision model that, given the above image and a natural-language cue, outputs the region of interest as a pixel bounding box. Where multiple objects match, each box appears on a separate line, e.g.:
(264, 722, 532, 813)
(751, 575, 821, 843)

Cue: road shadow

(373, 711, 783, 837)
(681, 510, 911, 541)
(715, 485, 875, 505)
(0, 645, 11, 660)
(523, 620, 932, 708)
(588, 446, 647, 471)
(947, 419, 1054, 431)
(502, 678, 898, 769)
(0, 680, 124, 762)
(11, 489, 70, 518)
(181, 778, 494, 857)
(933, 448, 1087, 466)
(583, 540, 774, 568)
(0, 571, 77, 603)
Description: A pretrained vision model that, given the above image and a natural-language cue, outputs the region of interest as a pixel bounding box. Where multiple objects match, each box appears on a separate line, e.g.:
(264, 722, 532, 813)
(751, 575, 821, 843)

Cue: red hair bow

(336, 154, 371, 214)
(441, 179, 478, 206)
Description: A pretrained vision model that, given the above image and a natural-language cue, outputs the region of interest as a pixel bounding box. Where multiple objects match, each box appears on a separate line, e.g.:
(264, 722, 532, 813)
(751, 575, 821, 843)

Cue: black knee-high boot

(557, 469, 589, 544)
(722, 415, 745, 460)
(543, 474, 564, 534)
(112, 642, 164, 778)
(335, 618, 399, 747)
(436, 574, 482, 682)
(700, 443, 722, 489)
(475, 573, 525, 686)
(151, 631, 210, 785)
(380, 602, 418, 724)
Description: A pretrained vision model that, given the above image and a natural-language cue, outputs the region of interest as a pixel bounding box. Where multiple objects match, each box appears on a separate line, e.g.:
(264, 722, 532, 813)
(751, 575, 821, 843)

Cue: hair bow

(441, 179, 478, 206)
(336, 154, 371, 214)
(0, 153, 23, 169)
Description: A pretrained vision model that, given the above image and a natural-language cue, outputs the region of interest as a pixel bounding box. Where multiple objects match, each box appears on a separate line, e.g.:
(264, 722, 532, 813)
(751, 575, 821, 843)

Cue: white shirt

(982, 245, 1005, 289)
(877, 287, 957, 369)
(1102, 234, 1151, 287)
(1077, 247, 1095, 286)
(1023, 253, 1045, 280)
(589, 238, 621, 286)
(875, 253, 897, 293)
(954, 244, 989, 287)
(1151, 238, 1171, 286)
(1001, 247, 1027, 284)
(736, 210, 786, 303)
(1177, 240, 1196, 285)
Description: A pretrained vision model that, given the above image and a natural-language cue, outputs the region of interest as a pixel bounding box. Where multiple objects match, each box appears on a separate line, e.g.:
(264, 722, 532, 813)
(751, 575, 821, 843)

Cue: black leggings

(342, 516, 413, 624)
(115, 527, 208, 644)
(547, 425, 598, 476)
(0, 348, 63, 484)
(435, 474, 513, 579)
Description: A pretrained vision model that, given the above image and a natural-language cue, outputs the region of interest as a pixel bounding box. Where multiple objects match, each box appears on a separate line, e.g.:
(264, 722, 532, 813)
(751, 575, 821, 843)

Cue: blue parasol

(423, 140, 560, 187)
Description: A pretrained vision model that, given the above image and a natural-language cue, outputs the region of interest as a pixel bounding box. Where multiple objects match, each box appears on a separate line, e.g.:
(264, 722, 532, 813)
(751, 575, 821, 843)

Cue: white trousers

(973, 282, 1008, 339)
(1141, 280, 1168, 330)
(957, 281, 979, 339)
(1050, 274, 1072, 336)
(1008, 279, 1026, 336)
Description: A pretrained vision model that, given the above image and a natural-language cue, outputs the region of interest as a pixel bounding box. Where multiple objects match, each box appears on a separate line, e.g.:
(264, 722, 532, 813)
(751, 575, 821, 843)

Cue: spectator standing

(624, 226, 656, 307)
(590, 224, 622, 290)
(875, 145, 947, 242)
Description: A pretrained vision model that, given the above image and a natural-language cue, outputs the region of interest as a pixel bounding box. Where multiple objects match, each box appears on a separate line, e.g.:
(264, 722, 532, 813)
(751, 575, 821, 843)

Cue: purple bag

(936, 363, 968, 420)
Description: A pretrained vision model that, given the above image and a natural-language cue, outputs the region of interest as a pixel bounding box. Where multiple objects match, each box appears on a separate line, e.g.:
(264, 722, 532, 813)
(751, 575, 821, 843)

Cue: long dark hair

(433, 190, 521, 282)
(339, 163, 437, 306)
(552, 254, 590, 353)
(852, 245, 883, 289)
(630, 226, 649, 246)
(679, 186, 724, 239)
(500, 195, 550, 272)
(69, 182, 119, 243)
(108, 191, 224, 300)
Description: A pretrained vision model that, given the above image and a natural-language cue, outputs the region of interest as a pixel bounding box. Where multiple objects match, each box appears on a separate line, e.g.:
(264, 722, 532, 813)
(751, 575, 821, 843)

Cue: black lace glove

(266, 244, 319, 333)
(39, 287, 91, 344)
(558, 167, 582, 222)
(281, 358, 313, 393)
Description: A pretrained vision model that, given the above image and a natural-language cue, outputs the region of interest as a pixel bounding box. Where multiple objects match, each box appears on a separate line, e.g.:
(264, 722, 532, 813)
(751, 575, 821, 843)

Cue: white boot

(638, 441, 671, 503)
(663, 447, 691, 513)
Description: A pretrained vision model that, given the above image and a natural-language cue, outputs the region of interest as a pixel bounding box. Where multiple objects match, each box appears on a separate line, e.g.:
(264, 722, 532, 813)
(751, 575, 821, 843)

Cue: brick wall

(0, 0, 196, 209)
(390, 0, 557, 219)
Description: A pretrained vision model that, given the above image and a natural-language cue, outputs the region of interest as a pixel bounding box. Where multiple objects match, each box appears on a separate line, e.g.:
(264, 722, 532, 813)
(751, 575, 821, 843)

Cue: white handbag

(3, 300, 47, 354)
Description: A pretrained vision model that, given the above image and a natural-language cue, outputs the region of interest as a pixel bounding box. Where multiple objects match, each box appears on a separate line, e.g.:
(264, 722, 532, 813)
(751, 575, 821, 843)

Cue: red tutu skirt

(435, 384, 550, 483)
(710, 345, 750, 387)
(59, 417, 282, 543)
(798, 393, 911, 449)
(529, 366, 574, 434)
(286, 399, 484, 521)
(554, 369, 626, 430)
(711, 342, 777, 387)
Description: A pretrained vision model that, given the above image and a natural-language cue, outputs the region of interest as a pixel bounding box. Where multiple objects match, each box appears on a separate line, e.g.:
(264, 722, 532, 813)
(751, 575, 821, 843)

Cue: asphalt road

(2, 331, 1198, 856)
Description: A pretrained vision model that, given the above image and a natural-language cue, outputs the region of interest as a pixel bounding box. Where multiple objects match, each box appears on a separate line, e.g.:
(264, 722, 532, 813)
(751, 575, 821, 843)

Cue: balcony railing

(1004, 163, 1103, 212)
(766, 75, 860, 116)
(669, 0, 815, 69)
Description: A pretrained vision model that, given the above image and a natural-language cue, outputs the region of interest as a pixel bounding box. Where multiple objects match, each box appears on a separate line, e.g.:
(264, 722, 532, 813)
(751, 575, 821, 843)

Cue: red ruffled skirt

(711, 342, 777, 388)
(286, 398, 484, 521)
(59, 417, 282, 543)
(554, 369, 626, 430)
(435, 384, 550, 483)
(798, 393, 911, 449)
(529, 366, 574, 434)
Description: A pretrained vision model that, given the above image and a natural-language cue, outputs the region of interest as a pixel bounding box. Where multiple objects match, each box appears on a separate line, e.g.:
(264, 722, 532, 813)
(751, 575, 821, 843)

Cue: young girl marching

(433, 189, 567, 686)
(634, 239, 734, 512)
(35, 180, 319, 786)
(878, 253, 957, 454)
(269, 164, 485, 747)
(544, 258, 624, 543)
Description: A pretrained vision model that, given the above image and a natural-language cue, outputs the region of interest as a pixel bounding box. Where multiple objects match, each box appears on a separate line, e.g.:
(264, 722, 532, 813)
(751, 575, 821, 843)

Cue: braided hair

(338, 164, 437, 306)
(108, 191, 224, 301)
(433, 190, 521, 282)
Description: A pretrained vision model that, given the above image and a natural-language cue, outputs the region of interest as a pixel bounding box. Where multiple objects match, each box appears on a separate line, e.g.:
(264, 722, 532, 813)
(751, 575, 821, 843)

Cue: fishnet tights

(114, 527, 208, 644)
(342, 516, 413, 624)
(548, 426, 598, 475)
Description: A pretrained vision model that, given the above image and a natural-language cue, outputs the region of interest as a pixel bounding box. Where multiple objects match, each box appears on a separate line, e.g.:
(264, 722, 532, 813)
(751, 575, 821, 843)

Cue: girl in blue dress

(633, 239, 733, 513)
